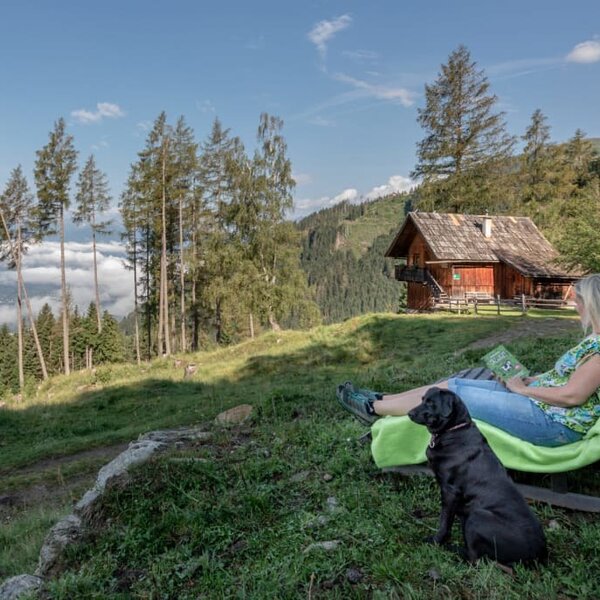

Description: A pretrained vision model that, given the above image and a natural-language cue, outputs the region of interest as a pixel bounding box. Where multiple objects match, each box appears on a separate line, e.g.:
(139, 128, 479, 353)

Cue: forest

(1, 45, 599, 396)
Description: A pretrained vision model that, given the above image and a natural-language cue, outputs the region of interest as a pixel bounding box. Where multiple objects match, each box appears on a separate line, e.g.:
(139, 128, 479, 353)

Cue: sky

(0, 0, 599, 322)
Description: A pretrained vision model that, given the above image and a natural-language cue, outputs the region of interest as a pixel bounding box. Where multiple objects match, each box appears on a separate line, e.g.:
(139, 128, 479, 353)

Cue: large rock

(35, 514, 82, 578)
(0, 575, 43, 600)
(215, 404, 253, 425)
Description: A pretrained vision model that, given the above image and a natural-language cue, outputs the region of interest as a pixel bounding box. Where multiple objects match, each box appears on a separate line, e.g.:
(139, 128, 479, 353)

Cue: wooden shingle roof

(385, 212, 578, 279)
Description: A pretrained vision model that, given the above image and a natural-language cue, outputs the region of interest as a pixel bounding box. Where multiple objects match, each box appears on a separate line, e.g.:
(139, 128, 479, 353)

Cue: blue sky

(0, 0, 599, 320)
(1, 0, 600, 219)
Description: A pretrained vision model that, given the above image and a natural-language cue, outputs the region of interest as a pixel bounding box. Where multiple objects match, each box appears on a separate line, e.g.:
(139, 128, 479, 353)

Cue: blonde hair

(575, 274, 600, 334)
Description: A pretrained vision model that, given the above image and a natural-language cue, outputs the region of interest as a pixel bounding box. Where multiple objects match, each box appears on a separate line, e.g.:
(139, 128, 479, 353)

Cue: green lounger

(371, 415, 600, 474)
(371, 415, 600, 511)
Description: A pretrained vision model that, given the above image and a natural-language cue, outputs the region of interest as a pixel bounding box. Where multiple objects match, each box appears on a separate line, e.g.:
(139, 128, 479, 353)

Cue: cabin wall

(407, 282, 433, 310)
(494, 264, 532, 297)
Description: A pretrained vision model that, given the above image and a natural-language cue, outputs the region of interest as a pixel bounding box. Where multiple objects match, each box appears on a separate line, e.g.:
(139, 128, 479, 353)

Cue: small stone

(290, 471, 311, 483)
(346, 567, 363, 584)
(326, 497, 339, 512)
(548, 519, 560, 531)
(427, 568, 442, 582)
(0, 574, 43, 600)
(303, 540, 341, 553)
(215, 404, 253, 425)
(323, 473, 334, 482)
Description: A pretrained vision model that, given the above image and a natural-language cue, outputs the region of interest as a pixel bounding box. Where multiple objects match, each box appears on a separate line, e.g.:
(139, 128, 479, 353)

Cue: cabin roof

(385, 212, 578, 279)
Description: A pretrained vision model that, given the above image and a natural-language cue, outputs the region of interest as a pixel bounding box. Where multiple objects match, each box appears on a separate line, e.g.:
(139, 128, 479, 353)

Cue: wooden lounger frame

(366, 367, 600, 513)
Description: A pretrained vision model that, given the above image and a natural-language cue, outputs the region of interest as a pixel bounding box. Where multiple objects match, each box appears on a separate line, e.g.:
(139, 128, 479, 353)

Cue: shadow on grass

(0, 313, 568, 475)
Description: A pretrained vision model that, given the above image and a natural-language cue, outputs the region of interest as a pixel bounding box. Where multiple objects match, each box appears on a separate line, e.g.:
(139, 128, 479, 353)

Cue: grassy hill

(4, 310, 600, 598)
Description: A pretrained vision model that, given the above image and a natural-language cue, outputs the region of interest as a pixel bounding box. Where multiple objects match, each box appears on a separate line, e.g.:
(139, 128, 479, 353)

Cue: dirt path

(461, 317, 580, 351)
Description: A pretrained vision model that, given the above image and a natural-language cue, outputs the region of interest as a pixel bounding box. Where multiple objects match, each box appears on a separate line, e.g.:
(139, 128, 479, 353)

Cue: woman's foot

(335, 381, 379, 426)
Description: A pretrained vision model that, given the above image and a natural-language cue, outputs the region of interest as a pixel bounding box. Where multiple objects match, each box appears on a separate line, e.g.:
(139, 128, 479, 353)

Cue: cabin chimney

(482, 215, 492, 238)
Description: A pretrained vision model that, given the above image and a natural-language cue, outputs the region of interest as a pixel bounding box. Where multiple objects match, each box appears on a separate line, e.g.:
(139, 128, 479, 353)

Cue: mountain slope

(296, 193, 410, 324)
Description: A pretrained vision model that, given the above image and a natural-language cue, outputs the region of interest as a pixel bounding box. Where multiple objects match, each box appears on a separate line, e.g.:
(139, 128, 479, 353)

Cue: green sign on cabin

(453, 273, 461, 280)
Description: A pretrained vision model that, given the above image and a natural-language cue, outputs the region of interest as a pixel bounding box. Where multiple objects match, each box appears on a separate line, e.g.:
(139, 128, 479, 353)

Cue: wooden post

(496, 295, 501, 315)
(474, 297, 478, 315)
(521, 293, 526, 313)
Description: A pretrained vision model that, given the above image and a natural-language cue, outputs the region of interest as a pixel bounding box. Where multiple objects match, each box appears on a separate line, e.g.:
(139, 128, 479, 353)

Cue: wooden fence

(433, 294, 576, 315)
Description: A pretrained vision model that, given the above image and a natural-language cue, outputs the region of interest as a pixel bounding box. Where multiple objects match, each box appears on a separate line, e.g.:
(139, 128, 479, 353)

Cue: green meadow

(2, 311, 600, 599)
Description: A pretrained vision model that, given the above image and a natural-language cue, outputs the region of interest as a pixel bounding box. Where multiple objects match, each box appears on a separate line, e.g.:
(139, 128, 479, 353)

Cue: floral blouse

(529, 334, 600, 434)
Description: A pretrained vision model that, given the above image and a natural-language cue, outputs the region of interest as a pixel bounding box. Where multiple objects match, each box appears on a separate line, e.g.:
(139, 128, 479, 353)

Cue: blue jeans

(447, 377, 583, 447)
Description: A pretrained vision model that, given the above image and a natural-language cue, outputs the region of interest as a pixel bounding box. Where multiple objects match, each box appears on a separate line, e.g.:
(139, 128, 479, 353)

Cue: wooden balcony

(395, 265, 428, 283)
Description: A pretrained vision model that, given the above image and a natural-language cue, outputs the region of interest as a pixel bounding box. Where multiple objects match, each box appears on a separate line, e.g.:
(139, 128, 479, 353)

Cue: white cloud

(365, 175, 416, 200)
(333, 73, 416, 107)
(566, 40, 600, 64)
(0, 241, 134, 325)
(342, 49, 379, 63)
(196, 99, 216, 114)
(71, 102, 125, 124)
(333, 188, 358, 203)
(308, 14, 352, 59)
(292, 172, 313, 186)
(307, 115, 336, 127)
(292, 175, 414, 220)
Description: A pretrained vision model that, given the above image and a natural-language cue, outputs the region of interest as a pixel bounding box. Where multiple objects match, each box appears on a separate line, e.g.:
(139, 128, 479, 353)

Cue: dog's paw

(425, 535, 446, 545)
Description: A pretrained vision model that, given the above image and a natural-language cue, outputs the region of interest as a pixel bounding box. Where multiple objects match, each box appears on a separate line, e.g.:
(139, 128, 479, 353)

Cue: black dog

(408, 387, 547, 566)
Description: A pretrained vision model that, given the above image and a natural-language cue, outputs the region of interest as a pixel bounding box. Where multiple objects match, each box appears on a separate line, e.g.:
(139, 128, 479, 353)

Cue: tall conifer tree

(34, 118, 78, 375)
(412, 45, 514, 212)
(74, 155, 112, 333)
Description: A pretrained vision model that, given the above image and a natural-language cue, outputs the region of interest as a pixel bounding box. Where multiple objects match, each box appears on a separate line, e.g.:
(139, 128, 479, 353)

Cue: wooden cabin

(385, 212, 581, 311)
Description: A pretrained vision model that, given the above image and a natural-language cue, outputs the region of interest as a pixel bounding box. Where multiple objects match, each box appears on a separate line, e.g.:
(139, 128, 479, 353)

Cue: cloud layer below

(0, 241, 134, 326)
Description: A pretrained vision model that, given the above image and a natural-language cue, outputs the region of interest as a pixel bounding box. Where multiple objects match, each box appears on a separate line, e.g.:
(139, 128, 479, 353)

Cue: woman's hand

(506, 376, 530, 394)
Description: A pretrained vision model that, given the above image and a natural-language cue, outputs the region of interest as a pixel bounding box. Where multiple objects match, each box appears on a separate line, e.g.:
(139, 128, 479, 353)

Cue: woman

(337, 274, 600, 447)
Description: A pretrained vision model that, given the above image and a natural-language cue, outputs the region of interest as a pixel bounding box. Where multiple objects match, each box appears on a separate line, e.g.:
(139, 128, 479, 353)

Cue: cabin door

(451, 266, 494, 298)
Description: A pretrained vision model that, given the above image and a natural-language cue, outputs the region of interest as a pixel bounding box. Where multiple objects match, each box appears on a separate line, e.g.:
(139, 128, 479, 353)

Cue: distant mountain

(296, 193, 410, 324)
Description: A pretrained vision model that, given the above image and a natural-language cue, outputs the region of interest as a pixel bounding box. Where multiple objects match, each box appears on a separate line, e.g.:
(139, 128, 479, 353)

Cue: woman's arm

(506, 354, 600, 407)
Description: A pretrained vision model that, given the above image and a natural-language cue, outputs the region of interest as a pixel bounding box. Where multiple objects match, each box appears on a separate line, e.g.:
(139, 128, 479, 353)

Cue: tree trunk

(92, 219, 102, 333)
(59, 205, 70, 375)
(268, 311, 281, 332)
(16, 227, 24, 393)
(249, 312, 255, 339)
(132, 249, 141, 366)
(0, 208, 48, 379)
(161, 138, 171, 356)
(179, 196, 186, 352)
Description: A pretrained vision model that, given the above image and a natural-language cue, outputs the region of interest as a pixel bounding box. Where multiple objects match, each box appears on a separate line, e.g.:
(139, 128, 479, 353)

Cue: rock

(346, 567, 363, 584)
(0, 574, 43, 600)
(548, 519, 560, 531)
(303, 540, 341, 553)
(323, 473, 333, 482)
(75, 440, 163, 515)
(427, 568, 442, 582)
(139, 427, 212, 444)
(35, 514, 82, 578)
(290, 471, 311, 483)
(326, 497, 339, 513)
(183, 363, 197, 378)
(215, 404, 253, 425)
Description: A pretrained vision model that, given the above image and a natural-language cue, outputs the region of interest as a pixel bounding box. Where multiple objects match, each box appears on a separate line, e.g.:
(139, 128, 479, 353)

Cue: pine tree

(97, 311, 125, 363)
(34, 118, 78, 375)
(172, 116, 198, 352)
(120, 167, 143, 364)
(412, 45, 515, 213)
(520, 109, 558, 207)
(0, 166, 48, 389)
(74, 155, 112, 333)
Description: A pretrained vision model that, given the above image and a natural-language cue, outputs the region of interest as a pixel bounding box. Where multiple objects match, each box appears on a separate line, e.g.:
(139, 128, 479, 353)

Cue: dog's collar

(428, 421, 471, 448)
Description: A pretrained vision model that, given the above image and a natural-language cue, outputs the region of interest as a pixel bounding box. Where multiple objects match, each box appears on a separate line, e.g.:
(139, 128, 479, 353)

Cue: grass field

(2, 310, 600, 598)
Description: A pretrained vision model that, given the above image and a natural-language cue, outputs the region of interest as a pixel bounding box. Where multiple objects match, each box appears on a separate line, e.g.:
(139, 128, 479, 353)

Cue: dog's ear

(438, 389, 457, 418)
